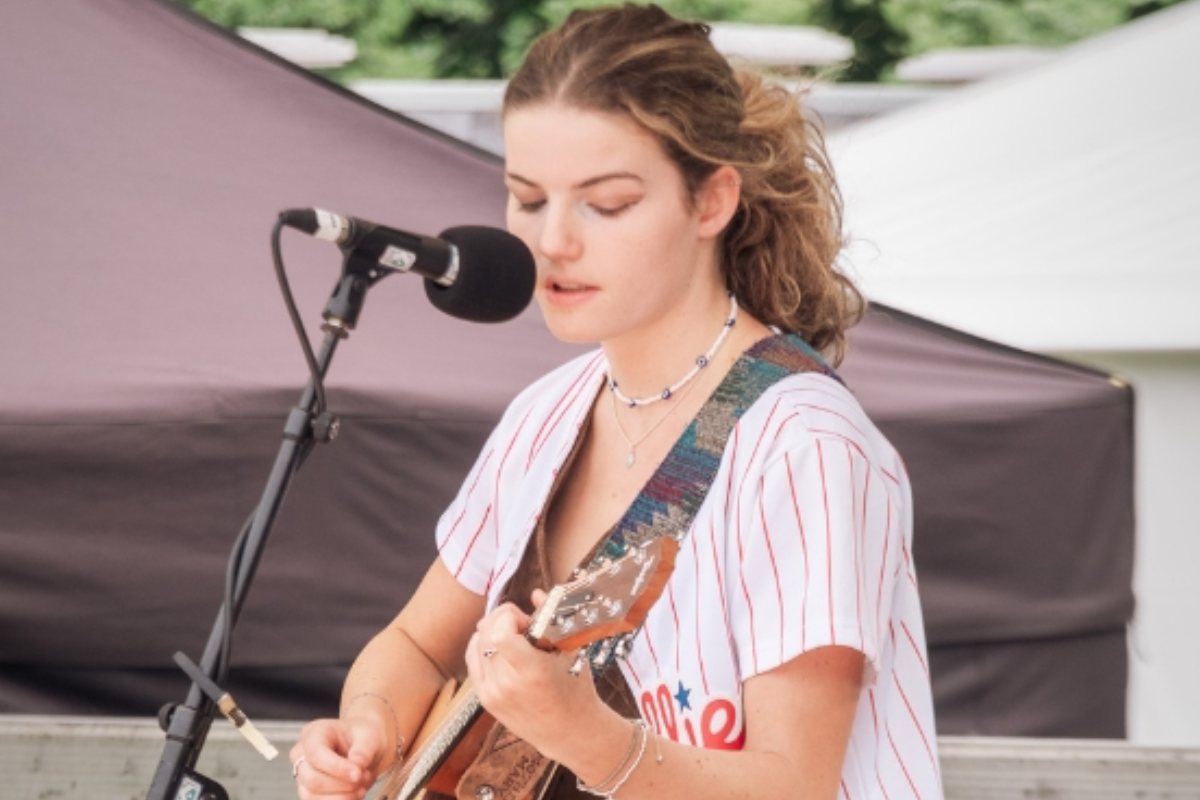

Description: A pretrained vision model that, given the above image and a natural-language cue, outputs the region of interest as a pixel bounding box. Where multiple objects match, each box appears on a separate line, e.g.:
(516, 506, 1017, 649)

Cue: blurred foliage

(175, 0, 1191, 82)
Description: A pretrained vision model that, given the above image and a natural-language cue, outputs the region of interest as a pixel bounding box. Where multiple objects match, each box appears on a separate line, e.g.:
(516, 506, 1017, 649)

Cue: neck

(602, 284, 733, 400)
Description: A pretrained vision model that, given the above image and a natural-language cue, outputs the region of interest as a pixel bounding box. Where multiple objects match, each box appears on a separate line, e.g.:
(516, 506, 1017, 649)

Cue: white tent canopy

(829, 1, 1200, 353)
(707, 22, 853, 66)
(828, 1, 1200, 747)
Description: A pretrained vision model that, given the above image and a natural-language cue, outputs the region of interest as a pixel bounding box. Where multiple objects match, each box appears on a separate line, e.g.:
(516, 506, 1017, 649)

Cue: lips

(542, 277, 598, 305)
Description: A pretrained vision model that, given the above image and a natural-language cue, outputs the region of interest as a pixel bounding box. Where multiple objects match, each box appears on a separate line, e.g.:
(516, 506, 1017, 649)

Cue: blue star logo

(674, 680, 692, 712)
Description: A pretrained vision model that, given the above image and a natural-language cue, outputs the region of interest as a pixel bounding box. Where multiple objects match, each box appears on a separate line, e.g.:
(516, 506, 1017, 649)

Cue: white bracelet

(576, 720, 648, 799)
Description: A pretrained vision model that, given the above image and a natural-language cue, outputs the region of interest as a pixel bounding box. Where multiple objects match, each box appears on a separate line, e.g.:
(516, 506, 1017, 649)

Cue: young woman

(292, 5, 941, 800)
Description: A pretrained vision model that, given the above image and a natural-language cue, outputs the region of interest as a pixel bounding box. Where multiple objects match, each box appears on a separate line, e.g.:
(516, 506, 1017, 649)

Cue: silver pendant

(625, 448, 635, 468)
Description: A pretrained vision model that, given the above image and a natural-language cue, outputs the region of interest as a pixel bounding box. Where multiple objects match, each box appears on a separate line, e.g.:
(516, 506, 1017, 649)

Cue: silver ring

(482, 648, 497, 659)
(292, 755, 307, 778)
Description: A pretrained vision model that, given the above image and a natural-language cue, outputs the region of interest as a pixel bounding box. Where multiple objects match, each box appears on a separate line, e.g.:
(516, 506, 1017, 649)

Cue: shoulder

(494, 348, 607, 430)
(734, 371, 907, 487)
(478, 348, 607, 479)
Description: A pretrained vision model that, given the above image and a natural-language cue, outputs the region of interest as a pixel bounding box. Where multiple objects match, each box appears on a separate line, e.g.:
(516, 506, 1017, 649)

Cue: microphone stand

(146, 253, 386, 800)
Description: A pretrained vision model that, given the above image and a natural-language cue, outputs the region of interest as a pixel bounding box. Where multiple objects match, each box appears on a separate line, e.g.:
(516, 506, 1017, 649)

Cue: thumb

(346, 723, 384, 771)
(530, 588, 549, 609)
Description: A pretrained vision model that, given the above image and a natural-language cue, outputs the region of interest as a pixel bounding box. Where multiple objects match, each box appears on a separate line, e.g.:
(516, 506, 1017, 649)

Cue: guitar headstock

(526, 536, 679, 653)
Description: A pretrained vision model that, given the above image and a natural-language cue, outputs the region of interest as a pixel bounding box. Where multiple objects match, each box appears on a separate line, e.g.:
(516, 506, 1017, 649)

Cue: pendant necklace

(607, 294, 737, 468)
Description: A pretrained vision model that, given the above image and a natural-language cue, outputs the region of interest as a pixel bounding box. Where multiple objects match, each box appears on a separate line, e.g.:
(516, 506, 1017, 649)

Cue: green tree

(400, 0, 548, 78)
(176, 0, 1184, 81)
(817, 1, 908, 81)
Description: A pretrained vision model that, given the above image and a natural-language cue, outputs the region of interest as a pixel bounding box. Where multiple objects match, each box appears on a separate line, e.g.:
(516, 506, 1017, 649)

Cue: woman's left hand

(464, 592, 608, 762)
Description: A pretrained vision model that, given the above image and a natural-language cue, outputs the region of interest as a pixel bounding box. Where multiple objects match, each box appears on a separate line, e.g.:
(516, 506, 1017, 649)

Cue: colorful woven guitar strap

(582, 332, 842, 673)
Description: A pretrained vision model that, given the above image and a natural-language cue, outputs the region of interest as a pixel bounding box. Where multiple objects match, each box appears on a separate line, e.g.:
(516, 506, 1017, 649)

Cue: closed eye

(591, 202, 635, 218)
(589, 198, 642, 218)
(514, 198, 546, 213)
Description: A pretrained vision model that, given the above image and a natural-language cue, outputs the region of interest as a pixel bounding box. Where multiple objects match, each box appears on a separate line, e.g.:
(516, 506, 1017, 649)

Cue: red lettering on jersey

(639, 684, 745, 751)
(701, 698, 745, 750)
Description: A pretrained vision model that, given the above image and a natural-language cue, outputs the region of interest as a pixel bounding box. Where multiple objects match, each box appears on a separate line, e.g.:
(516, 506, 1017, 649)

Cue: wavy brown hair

(503, 3, 864, 364)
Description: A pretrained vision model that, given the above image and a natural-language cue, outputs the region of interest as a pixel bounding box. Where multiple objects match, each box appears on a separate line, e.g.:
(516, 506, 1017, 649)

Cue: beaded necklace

(606, 293, 737, 408)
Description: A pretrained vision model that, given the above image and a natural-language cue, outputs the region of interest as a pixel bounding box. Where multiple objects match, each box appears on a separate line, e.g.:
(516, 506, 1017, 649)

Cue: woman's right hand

(291, 717, 390, 800)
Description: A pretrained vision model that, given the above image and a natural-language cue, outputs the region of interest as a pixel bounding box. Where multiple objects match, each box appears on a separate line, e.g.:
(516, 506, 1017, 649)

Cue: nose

(537, 201, 583, 263)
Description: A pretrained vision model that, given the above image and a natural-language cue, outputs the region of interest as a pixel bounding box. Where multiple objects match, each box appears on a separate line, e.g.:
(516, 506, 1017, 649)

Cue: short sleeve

(725, 432, 906, 684)
(435, 426, 505, 596)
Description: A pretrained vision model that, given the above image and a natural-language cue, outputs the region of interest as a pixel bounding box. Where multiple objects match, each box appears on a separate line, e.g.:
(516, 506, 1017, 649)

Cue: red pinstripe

(486, 513, 537, 596)
(886, 723, 923, 800)
(894, 672, 939, 776)
(784, 452, 810, 651)
(642, 621, 663, 676)
(777, 395, 869, 439)
(723, 426, 740, 520)
(902, 540, 920, 593)
(877, 495, 893, 632)
(438, 449, 494, 552)
(777, 382, 849, 406)
(666, 582, 682, 674)
(624, 655, 643, 689)
(707, 519, 739, 677)
(841, 779, 852, 800)
(691, 530, 712, 695)
(757, 481, 786, 664)
(732, 404, 783, 675)
(741, 399, 781, 492)
(851, 443, 865, 648)
(492, 410, 532, 545)
(453, 505, 491, 580)
(877, 772, 895, 800)
(817, 439, 836, 646)
(735, 505, 760, 673)
(526, 352, 604, 470)
(813, 428, 870, 462)
(901, 622, 929, 677)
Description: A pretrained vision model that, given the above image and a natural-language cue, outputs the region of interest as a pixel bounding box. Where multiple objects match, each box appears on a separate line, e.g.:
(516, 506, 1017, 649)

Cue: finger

(484, 603, 530, 642)
(299, 722, 369, 786)
(295, 756, 371, 800)
(530, 588, 548, 609)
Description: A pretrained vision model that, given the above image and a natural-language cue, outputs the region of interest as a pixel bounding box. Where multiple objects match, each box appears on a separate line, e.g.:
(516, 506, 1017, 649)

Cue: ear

(696, 165, 742, 239)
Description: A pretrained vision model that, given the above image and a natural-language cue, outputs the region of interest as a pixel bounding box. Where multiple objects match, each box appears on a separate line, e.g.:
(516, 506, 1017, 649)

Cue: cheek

(506, 208, 539, 256)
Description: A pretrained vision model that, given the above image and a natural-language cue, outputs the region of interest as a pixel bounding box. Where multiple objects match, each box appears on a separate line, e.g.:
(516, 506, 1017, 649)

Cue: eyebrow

(505, 170, 644, 190)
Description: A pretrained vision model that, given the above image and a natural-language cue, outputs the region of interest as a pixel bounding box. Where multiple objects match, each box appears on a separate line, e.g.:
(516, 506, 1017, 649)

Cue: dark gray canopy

(0, 0, 1133, 737)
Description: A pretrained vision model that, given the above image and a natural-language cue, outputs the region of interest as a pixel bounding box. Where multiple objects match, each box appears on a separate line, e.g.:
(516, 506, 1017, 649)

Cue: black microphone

(279, 208, 536, 323)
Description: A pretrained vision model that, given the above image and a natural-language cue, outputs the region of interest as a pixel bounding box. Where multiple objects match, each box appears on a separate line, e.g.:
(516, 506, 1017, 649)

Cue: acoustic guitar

(376, 534, 678, 800)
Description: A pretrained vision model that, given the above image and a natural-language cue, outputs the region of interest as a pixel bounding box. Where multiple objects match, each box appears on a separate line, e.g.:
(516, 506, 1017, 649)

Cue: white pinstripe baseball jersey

(437, 346, 943, 800)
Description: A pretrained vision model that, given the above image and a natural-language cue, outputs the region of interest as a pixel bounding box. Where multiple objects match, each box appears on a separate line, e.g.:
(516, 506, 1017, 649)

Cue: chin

(535, 302, 608, 346)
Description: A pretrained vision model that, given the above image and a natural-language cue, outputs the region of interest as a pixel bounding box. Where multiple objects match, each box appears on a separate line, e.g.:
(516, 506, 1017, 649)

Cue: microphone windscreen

(426, 226, 536, 323)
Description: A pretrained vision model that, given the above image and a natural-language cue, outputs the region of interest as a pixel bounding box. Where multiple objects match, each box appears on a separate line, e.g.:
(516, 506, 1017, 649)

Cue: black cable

(272, 216, 327, 415)
(212, 221, 327, 686)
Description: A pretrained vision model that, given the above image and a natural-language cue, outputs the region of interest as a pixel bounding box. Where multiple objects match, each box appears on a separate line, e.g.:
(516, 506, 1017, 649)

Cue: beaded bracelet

(343, 692, 407, 765)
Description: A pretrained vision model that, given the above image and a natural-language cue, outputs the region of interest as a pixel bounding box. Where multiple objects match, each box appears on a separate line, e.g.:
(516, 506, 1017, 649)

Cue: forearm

(338, 623, 451, 772)
(543, 648, 862, 800)
(551, 704, 812, 800)
(337, 558, 484, 774)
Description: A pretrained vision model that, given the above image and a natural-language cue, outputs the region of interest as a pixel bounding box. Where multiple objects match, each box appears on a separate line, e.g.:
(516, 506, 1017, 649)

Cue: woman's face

(503, 104, 724, 346)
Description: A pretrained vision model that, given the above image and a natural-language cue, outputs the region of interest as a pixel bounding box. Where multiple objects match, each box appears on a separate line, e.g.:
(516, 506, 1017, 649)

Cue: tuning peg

(568, 649, 589, 677)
